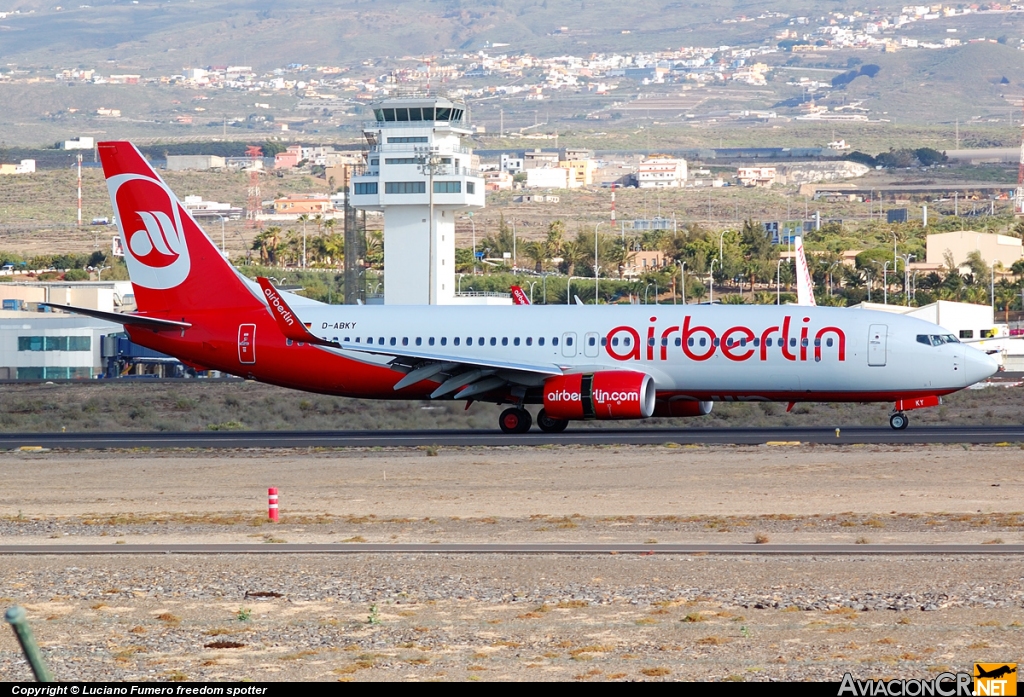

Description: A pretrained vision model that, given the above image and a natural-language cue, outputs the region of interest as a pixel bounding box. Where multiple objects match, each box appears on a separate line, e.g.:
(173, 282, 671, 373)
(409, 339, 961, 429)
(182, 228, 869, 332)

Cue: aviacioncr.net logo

(108, 173, 191, 289)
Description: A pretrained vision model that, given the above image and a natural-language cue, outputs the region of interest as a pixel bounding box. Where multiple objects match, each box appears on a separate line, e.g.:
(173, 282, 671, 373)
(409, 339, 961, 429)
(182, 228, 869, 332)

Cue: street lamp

(594, 222, 604, 303)
(679, 260, 686, 305)
(776, 257, 787, 305)
(898, 253, 915, 305)
(644, 283, 652, 304)
(827, 261, 841, 297)
(710, 258, 719, 304)
(883, 261, 891, 305)
(566, 275, 572, 305)
(416, 146, 443, 304)
(527, 280, 539, 304)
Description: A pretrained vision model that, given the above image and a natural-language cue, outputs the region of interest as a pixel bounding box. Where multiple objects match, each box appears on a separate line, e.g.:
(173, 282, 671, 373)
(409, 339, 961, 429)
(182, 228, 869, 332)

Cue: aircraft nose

(963, 346, 999, 386)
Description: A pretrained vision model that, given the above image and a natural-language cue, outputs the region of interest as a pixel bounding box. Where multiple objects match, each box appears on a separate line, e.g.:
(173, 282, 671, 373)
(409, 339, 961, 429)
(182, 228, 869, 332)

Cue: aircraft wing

(335, 340, 562, 398)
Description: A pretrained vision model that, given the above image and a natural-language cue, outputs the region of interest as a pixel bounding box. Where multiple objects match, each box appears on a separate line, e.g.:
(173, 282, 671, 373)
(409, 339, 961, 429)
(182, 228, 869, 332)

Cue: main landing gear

(499, 407, 532, 434)
(498, 407, 569, 434)
(889, 412, 909, 430)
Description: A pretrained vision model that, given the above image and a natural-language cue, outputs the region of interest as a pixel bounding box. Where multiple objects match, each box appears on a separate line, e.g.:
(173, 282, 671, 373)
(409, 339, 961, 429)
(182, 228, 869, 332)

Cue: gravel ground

(1, 555, 1022, 682)
(1, 444, 1023, 681)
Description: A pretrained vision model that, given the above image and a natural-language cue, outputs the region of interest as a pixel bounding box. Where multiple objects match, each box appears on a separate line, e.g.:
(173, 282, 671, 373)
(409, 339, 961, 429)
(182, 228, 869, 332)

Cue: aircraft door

(867, 324, 886, 366)
(238, 323, 256, 365)
(562, 332, 577, 358)
(583, 332, 600, 358)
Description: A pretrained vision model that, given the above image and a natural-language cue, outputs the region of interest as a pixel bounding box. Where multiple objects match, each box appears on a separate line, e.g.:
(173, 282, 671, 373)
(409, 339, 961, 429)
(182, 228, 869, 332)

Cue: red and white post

(268, 487, 279, 522)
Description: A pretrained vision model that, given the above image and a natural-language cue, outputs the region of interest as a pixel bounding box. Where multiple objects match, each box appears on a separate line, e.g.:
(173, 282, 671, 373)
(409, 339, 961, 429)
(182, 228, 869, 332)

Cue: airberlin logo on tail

(262, 286, 295, 326)
(108, 174, 191, 289)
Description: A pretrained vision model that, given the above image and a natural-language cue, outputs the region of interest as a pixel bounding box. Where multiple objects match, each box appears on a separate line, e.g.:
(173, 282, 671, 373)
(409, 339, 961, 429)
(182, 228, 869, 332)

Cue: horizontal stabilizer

(40, 303, 191, 331)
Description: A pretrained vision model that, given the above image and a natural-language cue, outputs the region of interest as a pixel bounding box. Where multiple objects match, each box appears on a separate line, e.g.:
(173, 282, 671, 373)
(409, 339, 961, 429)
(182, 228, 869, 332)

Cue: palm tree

(522, 241, 546, 273)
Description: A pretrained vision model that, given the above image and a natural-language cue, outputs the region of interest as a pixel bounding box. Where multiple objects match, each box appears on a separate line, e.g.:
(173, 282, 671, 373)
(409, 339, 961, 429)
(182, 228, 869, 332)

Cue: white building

(525, 167, 569, 189)
(637, 156, 687, 188)
(0, 316, 120, 380)
(349, 97, 488, 305)
(500, 153, 524, 174)
(63, 137, 95, 151)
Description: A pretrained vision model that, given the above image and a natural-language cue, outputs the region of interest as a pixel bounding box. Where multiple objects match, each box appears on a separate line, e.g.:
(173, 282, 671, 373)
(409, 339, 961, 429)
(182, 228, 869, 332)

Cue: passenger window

(827, 338, 834, 347)
(699, 338, 706, 347)
(415, 337, 422, 346)
(286, 339, 293, 346)
(813, 338, 820, 347)
(675, 337, 681, 347)
(713, 338, 720, 347)
(429, 337, 435, 346)
(566, 337, 573, 346)
(378, 337, 385, 345)
(440, 337, 447, 346)
(612, 337, 619, 347)
(601, 337, 607, 346)
(539, 337, 545, 346)
(800, 338, 808, 347)
(513, 338, 519, 346)
(588, 337, 596, 346)
(402, 337, 409, 346)
(753, 338, 760, 347)
(526, 337, 533, 346)
(766, 338, 772, 347)
(648, 337, 655, 347)
(623, 337, 631, 347)
(492, 337, 498, 346)
(501, 337, 508, 346)
(789, 338, 797, 347)
(687, 338, 694, 347)
(390, 337, 397, 346)
(553, 337, 559, 346)
(454, 337, 460, 346)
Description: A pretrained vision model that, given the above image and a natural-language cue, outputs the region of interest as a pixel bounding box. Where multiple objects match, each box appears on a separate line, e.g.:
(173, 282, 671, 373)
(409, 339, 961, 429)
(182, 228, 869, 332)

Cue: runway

(1, 543, 1022, 555)
(2, 425, 1024, 449)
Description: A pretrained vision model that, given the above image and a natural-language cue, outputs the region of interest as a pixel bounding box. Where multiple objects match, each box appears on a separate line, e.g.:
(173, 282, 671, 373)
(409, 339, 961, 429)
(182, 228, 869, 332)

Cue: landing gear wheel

(889, 412, 909, 430)
(536, 408, 569, 434)
(499, 407, 533, 434)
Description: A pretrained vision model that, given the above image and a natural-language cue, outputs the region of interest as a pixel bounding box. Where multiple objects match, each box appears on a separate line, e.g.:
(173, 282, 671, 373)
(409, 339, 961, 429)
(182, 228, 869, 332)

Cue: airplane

(510, 285, 530, 305)
(975, 665, 1016, 680)
(794, 236, 816, 307)
(46, 141, 999, 434)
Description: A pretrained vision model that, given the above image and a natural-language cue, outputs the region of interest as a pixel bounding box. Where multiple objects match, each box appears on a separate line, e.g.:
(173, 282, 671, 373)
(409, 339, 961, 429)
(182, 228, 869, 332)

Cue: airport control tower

(350, 96, 485, 305)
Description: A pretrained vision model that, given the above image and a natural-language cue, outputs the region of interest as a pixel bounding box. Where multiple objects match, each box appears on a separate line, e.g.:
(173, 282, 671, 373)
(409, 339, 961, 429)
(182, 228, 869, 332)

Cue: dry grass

(641, 667, 672, 677)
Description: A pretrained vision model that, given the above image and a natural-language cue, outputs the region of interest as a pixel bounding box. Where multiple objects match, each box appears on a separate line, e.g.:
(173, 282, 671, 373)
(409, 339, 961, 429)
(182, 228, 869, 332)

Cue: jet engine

(543, 371, 656, 420)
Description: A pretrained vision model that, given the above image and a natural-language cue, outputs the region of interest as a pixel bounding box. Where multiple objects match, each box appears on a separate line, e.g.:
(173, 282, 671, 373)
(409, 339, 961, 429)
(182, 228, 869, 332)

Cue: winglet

(510, 285, 530, 305)
(256, 277, 338, 347)
(794, 236, 816, 307)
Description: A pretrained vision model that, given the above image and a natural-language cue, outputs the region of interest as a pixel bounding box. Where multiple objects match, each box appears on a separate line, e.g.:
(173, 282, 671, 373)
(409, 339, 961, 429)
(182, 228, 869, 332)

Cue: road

(0, 543, 1021, 555)
(2, 426, 1024, 449)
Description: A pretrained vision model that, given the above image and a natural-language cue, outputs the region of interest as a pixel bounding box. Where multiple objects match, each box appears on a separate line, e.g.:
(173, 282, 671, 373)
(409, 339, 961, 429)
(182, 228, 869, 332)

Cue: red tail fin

(98, 141, 261, 314)
(510, 285, 530, 305)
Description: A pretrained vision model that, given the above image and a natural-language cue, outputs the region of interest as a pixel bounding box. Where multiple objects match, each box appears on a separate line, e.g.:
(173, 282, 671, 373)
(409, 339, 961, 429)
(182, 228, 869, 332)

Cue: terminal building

(349, 96, 496, 305)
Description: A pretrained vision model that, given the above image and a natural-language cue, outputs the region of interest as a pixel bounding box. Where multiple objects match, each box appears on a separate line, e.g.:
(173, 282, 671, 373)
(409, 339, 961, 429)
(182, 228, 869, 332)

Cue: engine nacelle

(543, 371, 656, 420)
(653, 398, 714, 418)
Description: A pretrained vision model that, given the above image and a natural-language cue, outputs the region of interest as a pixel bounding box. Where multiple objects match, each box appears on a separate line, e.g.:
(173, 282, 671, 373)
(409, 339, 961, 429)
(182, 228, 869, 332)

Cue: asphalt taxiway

(2, 425, 1024, 449)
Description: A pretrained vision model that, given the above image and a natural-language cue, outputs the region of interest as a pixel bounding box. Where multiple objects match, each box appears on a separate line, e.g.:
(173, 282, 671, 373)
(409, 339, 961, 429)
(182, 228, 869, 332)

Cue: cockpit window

(917, 334, 960, 347)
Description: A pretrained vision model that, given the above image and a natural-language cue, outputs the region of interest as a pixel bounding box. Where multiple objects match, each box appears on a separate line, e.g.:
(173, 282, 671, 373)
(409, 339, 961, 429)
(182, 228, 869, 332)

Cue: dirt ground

(1, 444, 1023, 682)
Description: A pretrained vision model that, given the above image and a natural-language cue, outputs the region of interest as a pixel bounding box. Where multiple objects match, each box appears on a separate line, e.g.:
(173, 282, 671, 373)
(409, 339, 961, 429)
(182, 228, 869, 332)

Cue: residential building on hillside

(637, 156, 687, 188)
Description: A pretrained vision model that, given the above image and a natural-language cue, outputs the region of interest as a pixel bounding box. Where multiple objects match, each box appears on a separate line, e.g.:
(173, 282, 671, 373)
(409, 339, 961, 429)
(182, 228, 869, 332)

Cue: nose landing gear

(889, 412, 909, 430)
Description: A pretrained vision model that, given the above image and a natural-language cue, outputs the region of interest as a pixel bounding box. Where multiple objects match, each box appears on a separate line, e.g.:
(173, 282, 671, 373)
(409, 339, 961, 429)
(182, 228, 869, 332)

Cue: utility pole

(76, 154, 82, 227)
